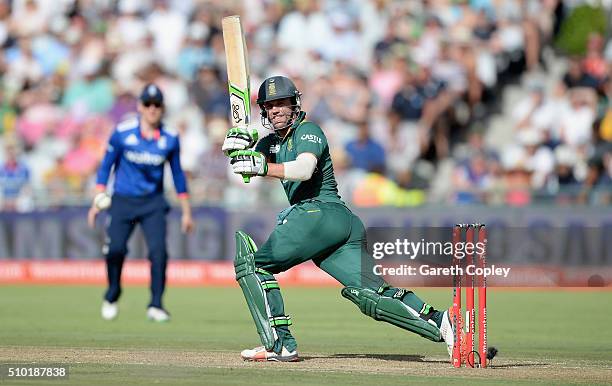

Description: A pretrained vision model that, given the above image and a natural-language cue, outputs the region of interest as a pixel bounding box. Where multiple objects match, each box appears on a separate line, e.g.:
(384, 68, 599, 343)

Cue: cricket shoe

(240, 346, 299, 362)
(101, 301, 118, 320)
(147, 307, 170, 322)
(440, 306, 467, 363)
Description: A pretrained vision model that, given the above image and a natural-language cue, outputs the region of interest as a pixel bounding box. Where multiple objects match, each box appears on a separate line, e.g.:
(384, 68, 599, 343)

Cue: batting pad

(341, 286, 442, 342)
(234, 231, 276, 351)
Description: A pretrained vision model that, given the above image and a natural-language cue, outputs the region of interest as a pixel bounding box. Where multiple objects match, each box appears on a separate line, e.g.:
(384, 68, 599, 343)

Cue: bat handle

(242, 175, 251, 183)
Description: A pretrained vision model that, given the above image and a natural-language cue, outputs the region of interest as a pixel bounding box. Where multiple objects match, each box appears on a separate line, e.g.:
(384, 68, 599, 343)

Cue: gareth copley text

(373, 264, 511, 278)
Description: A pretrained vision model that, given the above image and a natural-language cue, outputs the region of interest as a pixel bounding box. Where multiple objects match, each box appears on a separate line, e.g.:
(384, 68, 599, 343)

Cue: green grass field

(1, 285, 611, 385)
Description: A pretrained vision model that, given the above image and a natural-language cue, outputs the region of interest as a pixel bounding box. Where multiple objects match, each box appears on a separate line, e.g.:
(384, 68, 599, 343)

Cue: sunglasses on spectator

(143, 102, 163, 108)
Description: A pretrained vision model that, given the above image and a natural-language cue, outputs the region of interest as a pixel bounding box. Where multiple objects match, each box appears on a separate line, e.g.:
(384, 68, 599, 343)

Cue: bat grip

(242, 175, 251, 183)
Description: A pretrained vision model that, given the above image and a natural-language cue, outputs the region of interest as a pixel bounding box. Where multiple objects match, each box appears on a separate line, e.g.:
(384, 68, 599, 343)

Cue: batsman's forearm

(265, 163, 285, 179)
(265, 153, 317, 181)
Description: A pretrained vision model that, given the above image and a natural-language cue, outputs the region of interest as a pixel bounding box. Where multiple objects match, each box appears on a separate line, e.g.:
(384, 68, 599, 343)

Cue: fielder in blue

(88, 84, 194, 322)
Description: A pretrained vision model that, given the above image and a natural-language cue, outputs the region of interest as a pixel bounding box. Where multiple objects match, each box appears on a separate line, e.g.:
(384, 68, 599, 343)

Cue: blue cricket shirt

(0, 161, 30, 199)
(96, 117, 188, 197)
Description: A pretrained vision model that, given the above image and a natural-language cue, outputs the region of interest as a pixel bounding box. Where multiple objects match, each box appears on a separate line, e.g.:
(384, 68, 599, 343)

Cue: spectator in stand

(146, 0, 187, 73)
(390, 66, 425, 125)
(582, 33, 608, 85)
(451, 151, 493, 204)
(4, 36, 44, 96)
(0, 0, 569, 208)
(327, 62, 371, 125)
(11, 0, 48, 37)
(0, 2, 11, 48)
(188, 64, 228, 118)
(518, 129, 555, 190)
(61, 61, 114, 115)
(193, 116, 230, 202)
(276, 0, 332, 65)
(512, 80, 557, 142)
(0, 90, 17, 136)
(551, 145, 581, 204)
(108, 87, 137, 124)
(563, 57, 600, 91)
(578, 148, 612, 205)
(176, 23, 212, 82)
(599, 77, 612, 143)
(321, 11, 361, 66)
(61, 131, 101, 192)
(345, 120, 385, 174)
(0, 141, 31, 211)
(415, 65, 453, 160)
(369, 54, 405, 110)
(556, 90, 597, 153)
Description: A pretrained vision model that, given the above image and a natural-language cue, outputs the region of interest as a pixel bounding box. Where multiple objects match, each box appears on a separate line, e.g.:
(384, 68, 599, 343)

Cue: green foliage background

(556, 4, 608, 56)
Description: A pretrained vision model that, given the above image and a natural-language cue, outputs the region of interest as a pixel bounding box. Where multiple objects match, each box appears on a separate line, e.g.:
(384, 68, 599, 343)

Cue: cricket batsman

(222, 76, 461, 362)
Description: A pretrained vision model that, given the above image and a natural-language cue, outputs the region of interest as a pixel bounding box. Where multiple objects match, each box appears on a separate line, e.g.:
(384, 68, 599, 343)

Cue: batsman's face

(138, 101, 164, 126)
(263, 98, 293, 129)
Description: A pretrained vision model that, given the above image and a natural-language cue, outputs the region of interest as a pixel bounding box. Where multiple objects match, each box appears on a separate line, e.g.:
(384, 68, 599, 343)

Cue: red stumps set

(452, 224, 488, 368)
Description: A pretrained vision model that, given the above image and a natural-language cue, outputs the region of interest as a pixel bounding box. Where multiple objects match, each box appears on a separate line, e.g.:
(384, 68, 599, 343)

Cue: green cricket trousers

(251, 200, 441, 352)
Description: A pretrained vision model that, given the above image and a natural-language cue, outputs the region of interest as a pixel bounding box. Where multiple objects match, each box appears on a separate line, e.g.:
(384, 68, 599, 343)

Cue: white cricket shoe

(146, 307, 170, 322)
(101, 301, 118, 320)
(240, 346, 299, 362)
(440, 306, 467, 362)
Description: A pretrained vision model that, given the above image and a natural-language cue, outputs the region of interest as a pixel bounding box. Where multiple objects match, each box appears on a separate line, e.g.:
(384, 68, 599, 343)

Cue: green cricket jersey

(255, 115, 344, 206)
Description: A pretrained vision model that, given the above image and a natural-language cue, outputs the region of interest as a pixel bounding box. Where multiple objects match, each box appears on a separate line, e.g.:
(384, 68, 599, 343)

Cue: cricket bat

(222, 15, 252, 183)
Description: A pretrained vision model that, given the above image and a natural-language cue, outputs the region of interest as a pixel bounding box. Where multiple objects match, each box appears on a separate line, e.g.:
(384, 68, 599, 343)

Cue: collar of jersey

(278, 111, 306, 142)
(139, 120, 162, 141)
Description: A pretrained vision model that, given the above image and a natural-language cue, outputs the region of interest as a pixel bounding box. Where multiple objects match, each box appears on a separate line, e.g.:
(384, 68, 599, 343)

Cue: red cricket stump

(452, 224, 489, 368)
(478, 225, 488, 368)
(465, 226, 475, 367)
(452, 225, 462, 368)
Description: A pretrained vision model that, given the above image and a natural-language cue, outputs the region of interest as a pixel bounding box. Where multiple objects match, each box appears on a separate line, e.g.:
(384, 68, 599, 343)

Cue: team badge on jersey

(287, 138, 293, 151)
(158, 136, 167, 150)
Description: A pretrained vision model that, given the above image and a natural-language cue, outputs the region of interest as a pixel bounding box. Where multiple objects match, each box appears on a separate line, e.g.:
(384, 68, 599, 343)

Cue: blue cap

(140, 83, 164, 105)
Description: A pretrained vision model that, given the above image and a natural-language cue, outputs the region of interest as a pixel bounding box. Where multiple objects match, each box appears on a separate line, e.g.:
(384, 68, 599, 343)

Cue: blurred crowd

(0, 0, 609, 211)
(450, 33, 612, 207)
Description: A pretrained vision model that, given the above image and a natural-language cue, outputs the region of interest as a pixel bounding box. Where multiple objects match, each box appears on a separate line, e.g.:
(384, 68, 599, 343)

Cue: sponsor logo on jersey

(125, 133, 139, 146)
(300, 134, 322, 144)
(124, 150, 165, 166)
(270, 144, 280, 153)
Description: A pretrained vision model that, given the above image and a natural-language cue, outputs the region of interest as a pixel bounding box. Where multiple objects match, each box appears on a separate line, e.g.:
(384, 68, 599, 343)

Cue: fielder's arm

(88, 130, 122, 228)
(178, 195, 194, 233)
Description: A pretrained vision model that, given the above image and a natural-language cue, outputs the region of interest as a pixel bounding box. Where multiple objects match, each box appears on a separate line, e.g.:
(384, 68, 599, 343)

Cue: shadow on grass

(300, 354, 550, 368)
(488, 362, 550, 368)
(300, 353, 438, 363)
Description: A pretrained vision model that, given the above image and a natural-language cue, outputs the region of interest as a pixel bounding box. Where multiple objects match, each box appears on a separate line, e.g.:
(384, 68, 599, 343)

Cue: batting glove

(229, 150, 268, 177)
(222, 126, 259, 156)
